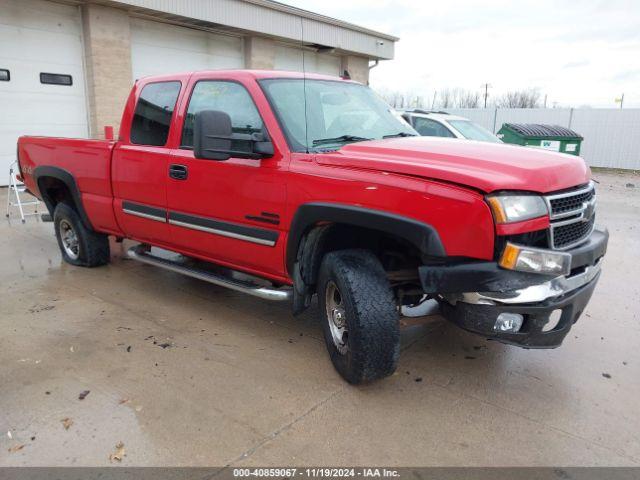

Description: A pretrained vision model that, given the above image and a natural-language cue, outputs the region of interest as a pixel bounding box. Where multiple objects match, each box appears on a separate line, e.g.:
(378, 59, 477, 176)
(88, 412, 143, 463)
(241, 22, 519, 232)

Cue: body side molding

(168, 211, 279, 247)
(122, 201, 167, 222)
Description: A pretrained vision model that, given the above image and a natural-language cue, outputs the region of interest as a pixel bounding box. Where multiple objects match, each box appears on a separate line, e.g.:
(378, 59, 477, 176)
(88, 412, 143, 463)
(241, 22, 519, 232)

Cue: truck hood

(317, 137, 590, 193)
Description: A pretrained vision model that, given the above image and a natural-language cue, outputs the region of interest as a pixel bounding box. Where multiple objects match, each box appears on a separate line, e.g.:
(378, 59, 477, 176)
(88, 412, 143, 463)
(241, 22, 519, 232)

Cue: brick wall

(81, 4, 133, 139)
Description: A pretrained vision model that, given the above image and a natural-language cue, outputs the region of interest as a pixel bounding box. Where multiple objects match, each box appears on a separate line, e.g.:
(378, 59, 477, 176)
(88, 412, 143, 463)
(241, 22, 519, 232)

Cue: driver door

(166, 78, 287, 279)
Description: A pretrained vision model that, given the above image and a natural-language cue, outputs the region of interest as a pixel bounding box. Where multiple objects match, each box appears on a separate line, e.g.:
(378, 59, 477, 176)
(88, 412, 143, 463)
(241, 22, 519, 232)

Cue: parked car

(17, 70, 607, 384)
(401, 109, 502, 143)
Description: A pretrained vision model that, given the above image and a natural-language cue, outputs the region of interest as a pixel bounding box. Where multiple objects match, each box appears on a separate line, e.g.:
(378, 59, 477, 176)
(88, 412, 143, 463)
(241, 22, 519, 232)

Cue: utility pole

(481, 83, 491, 108)
(431, 90, 437, 109)
(544, 94, 548, 108)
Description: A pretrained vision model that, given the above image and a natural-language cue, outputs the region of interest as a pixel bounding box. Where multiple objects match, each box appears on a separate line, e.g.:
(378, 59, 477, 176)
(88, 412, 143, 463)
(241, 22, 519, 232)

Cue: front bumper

(420, 228, 608, 348)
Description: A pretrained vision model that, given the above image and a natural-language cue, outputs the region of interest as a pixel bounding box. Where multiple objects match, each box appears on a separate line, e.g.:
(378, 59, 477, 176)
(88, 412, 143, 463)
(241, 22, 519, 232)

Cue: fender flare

(286, 202, 446, 276)
(33, 166, 93, 229)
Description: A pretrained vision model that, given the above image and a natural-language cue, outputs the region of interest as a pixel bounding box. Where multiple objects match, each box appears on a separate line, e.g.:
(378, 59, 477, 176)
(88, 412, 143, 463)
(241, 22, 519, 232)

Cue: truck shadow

(107, 242, 540, 387)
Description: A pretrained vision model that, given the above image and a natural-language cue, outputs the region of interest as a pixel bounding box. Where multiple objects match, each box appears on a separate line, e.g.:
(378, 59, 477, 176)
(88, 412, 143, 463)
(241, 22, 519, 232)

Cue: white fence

(444, 108, 640, 170)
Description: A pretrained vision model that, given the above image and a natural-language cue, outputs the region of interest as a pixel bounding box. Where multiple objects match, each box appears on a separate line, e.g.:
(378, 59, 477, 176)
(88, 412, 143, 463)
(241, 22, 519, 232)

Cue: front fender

(286, 202, 446, 276)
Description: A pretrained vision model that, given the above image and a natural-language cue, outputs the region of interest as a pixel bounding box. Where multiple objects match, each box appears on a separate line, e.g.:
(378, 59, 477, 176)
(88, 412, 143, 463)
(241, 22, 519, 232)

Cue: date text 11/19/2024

(233, 468, 400, 478)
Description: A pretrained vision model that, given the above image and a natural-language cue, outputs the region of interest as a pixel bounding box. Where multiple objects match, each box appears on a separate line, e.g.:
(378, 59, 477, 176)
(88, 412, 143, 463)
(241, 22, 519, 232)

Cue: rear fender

(33, 166, 93, 230)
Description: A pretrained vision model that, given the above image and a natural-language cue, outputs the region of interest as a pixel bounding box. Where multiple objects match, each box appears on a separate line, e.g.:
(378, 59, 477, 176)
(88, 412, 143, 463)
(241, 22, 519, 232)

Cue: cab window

(181, 81, 263, 148)
(130, 81, 181, 146)
(413, 117, 455, 138)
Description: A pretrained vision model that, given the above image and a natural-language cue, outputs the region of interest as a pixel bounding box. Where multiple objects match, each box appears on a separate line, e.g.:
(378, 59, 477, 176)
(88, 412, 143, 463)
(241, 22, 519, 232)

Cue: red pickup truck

(17, 70, 607, 384)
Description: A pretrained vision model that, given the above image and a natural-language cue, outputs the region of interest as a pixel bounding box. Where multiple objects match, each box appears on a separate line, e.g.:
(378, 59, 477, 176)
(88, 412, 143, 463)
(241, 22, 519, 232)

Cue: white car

(399, 110, 502, 143)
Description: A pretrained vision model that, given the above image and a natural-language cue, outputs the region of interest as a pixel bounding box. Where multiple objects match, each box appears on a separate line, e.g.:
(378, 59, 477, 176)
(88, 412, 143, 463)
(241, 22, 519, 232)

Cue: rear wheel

(318, 249, 400, 384)
(54, 203, 110, 267)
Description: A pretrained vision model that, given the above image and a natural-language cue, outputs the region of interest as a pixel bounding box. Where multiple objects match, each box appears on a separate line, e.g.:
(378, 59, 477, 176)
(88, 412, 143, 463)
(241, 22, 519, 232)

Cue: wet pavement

(1, 171, 639, 466)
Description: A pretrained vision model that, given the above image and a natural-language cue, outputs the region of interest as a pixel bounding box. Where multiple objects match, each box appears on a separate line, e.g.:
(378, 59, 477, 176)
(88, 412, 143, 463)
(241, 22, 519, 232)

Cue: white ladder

(5, 161, 40, 223)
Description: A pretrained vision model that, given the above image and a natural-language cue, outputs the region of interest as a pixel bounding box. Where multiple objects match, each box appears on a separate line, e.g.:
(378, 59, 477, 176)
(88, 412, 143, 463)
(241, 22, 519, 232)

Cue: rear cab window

(131, 81, 182, 146)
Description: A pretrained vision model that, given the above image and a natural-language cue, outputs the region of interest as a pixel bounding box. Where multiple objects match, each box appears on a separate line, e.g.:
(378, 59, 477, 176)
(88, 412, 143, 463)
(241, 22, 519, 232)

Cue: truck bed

(18, 136, 121, 234)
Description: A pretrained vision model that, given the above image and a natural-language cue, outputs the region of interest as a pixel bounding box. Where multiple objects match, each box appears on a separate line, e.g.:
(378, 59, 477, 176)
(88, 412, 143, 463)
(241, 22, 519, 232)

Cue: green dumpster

(497, 123, 583, 156)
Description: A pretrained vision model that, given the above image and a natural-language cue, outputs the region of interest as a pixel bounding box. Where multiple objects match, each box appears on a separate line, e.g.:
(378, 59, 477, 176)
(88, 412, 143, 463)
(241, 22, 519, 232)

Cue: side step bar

(126, 245, 292, 302)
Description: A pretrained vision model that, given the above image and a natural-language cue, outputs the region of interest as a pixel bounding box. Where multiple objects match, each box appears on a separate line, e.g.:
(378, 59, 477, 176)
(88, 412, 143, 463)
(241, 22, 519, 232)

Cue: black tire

(53, 202, 110, 267)
(318, 249, 400, 384)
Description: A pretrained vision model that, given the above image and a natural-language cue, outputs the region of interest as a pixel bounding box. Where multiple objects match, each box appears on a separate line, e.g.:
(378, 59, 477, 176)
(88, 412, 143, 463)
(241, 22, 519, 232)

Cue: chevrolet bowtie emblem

(582, 200, 595, 222)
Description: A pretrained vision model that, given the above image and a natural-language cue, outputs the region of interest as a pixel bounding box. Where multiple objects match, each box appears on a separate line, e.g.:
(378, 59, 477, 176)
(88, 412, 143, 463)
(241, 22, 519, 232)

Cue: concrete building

(0, 0, 398, 184)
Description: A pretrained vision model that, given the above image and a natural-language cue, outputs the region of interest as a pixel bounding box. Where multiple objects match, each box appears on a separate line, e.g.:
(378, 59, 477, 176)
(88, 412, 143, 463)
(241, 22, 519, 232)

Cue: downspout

(367, 60, 379, 85)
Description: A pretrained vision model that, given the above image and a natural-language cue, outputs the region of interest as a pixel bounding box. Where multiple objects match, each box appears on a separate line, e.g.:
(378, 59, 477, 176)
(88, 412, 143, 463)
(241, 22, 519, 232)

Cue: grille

(545, 182, 596, 249)
(549, 187, 595, 216)
(551, 216, 595, 249)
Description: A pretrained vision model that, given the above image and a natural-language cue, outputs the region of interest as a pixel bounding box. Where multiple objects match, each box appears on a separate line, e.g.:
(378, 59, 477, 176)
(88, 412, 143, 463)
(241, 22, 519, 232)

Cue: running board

(126, 245, 292, 302)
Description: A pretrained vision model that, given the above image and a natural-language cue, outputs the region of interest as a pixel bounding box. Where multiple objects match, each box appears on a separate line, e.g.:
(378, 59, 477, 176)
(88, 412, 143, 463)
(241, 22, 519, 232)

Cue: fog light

(494, 313, 524, 332)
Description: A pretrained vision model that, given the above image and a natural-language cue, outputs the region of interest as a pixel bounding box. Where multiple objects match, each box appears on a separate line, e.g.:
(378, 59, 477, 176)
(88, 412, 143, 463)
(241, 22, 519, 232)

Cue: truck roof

(135, 69, 353, 84)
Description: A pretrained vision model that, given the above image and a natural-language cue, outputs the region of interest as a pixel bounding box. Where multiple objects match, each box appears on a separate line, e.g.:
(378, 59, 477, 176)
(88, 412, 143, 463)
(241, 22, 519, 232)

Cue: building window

(0, 69, 9, 81)
(40, 72, 73, 86)
(130, 81, 181, 146)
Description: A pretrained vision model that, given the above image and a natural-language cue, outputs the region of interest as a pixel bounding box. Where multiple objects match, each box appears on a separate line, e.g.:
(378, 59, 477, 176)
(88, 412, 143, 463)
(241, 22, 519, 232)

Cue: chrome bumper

(438, 228, 607, 348)
(444, 259, 602, 306)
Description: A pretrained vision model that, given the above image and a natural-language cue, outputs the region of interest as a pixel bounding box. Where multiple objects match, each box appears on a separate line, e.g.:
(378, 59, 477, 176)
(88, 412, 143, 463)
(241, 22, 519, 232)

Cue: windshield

(447, 120, 501, 143)
(260, 79, 417, 152)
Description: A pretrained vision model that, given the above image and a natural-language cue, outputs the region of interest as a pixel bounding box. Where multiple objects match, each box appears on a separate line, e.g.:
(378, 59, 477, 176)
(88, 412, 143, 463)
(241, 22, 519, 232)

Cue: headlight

(500, 242, 571, 276)
(487, 194, 548, 223)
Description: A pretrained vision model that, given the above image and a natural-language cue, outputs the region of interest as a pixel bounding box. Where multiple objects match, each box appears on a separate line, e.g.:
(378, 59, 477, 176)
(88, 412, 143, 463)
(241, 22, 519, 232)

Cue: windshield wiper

(382, 132, 418, 138)
(312, 135, 371, 147)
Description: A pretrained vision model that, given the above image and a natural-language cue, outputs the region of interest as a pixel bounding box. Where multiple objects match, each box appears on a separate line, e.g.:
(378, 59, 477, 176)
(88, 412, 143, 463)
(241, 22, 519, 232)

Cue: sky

(283, 0, 640, 107)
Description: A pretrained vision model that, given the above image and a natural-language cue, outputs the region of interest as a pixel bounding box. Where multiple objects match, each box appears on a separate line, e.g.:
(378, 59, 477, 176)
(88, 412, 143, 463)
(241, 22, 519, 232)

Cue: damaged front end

(422, 182, 608, 348)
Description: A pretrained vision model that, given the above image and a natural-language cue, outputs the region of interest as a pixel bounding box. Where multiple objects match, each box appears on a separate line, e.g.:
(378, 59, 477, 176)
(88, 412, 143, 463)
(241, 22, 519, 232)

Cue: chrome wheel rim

(59, 219, 80, 260)
(325, 281, 348, 354)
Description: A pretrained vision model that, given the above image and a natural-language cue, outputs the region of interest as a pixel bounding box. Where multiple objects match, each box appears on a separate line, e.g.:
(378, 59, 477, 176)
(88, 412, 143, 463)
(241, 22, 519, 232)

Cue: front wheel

(318, 249, 400, 384)
(54, 203, 110, 267)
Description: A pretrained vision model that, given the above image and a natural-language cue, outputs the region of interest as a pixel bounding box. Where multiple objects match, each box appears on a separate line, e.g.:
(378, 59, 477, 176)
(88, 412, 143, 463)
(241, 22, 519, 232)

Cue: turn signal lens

(499, 242, 571, 276)
(500, 243, 520, 269)
(487, 196, 508, 223)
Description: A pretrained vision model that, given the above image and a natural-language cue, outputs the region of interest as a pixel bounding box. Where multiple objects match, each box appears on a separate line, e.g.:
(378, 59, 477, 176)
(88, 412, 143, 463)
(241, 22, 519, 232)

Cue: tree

(435, 88, 481, 109)
(496, 88, 542, 108)
(377, 88, 432, 110)
(438, 88, 454, 108)
(458, 90, 480, 108)
(376, 86, 543, 110)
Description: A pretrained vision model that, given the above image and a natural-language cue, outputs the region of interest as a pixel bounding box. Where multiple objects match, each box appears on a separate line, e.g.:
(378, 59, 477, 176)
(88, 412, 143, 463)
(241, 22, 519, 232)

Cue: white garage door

(0, 0, 89, 185)
(274, 45, 341, 76)
(131, 18, 244, 80)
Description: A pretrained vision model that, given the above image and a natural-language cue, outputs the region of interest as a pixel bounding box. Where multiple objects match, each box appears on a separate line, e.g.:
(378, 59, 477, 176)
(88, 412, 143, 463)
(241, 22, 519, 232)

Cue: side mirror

(193, 110, 275, 161)
(253, 126, 275, 157)
(194, 110, 233, 161)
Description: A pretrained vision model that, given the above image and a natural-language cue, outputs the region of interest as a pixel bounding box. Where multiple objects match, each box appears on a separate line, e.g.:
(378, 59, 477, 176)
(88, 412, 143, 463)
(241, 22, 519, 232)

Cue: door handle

(169, 164, 188, 180)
